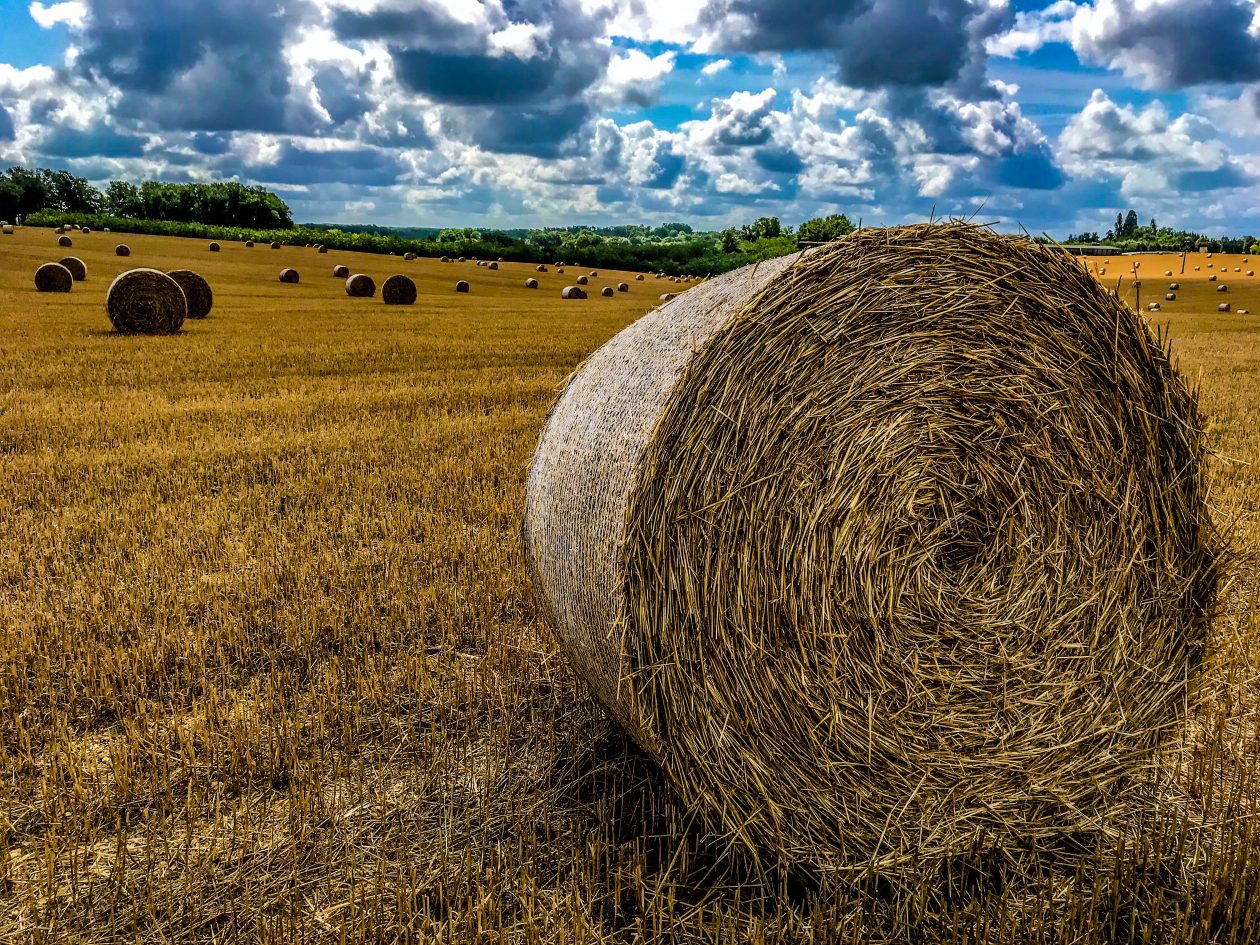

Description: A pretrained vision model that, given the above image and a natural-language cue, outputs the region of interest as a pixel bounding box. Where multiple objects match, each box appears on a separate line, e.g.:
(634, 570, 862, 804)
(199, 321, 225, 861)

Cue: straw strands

(106, 269, 186, 334)
(381, 274, 416, 305)
(523, 223, 1219, 879)
(346, 274, 375, 298)
(35, 263, 73, 293)
(166, 270, 213, 319)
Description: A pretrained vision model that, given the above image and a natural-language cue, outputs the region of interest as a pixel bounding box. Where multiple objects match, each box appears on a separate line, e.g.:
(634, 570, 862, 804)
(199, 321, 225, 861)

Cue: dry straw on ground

(381, 274, 416, 305)
(346, 273, 375, 298)
(59, 256, 87, 281)
(279, 268, 299, 284)
(34, 262, 73, 292)
(106, 268, 186, 334)
(166, 269, 213, 319)
(115, 244, 130, 257)
(523, 222, 1220, 880)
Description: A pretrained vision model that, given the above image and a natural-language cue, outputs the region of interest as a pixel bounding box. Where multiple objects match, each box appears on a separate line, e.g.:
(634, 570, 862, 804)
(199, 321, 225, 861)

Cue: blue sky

(0, 0, 1257, 235)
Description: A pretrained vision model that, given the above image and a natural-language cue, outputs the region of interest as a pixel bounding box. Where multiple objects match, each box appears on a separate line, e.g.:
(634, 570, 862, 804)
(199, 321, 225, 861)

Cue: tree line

(1067, 208, 1259, 255)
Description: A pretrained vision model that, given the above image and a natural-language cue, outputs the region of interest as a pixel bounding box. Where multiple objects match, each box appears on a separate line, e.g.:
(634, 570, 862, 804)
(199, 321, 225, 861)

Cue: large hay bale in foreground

(60, 256, 87, 281)
(523, 223, 1219, 877)
(35, 263, 73, 293)
(346, 274, 375, 298)
(166, 270, 213, 319)
(107, 269, 186, 334)
(381, 274, 416, 305)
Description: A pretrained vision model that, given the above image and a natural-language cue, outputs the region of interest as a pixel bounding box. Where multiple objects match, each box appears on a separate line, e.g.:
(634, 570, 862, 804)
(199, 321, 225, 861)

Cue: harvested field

(0, 227, 1257, 943)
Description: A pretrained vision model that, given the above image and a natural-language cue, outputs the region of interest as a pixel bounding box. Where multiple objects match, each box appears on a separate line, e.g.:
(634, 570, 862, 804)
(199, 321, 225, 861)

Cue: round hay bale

(635, 274, 644, 281)
(1164, 270, 1172, 277)
(488, 261, 499, 270)
(106, 269, 186, 334)
(346, 274, 376, 298)
(1209, 274, 1217, 282)
(590, 270, 598, 277)
(1166, 293, 1177, 301)
(601, 286, 614, 297)
(1219, 302, 1231, 312)
(59, 256, 87, 282)
(658, 292, 675, 302)
(1194, 266, 1201, 271)
(523, 223, 1219, 877)
(1239, 309, 1250, 314)
(246, 241, 255, 248)
(498, 257, 504, 263)
(576, 275, 588, 285)
(270, 242, 281, 250)
(1248, 271, 1255, 277)
(208, 242, 220, 252)
(455, 280, 470, 293)
(1218, 284, 1228, 292)
(441, 256, 450, 263)
(536, 264, 547, 272)
(35, 262, 73, 293)
(561, 285, 586, 300)
(279, 268, 299, 284)
(319, 245, 328, 254)
(333, 264, 350, 278)
(557, 267, 565, 274)
(81, 227, 90, 234)
(1, 225, 12, 235)
(166, 269, 213, 319)
(404, 252, 415, 261)
(58, 235, 72, 248)
(382, 274, 416, 305)
(1169, 283, 1180, 290)
(115, 244, 130, 257)
(457, 256, 466, 263)
(618, 282, 629, 292)
(103, 227, 110, 233)
(525, 278, 539, 289)
(1147, 302, 1161, 311)
(1234, 267, 1241, 273)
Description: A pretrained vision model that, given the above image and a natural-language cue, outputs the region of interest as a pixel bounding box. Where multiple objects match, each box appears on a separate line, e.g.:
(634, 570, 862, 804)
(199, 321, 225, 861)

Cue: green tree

(1124, 209, 1139, 236)
(798, 213, 855, 244)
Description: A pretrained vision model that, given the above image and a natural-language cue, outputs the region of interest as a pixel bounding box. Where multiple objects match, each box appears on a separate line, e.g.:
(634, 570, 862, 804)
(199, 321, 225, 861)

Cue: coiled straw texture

(166, 270, 213, 319)
(107, 268, 186, 334)
(523, 223, 1219, 878)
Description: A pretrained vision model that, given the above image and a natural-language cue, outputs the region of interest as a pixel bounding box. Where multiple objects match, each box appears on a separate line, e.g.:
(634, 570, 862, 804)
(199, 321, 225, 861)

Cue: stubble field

(1, 228, 1258, 943)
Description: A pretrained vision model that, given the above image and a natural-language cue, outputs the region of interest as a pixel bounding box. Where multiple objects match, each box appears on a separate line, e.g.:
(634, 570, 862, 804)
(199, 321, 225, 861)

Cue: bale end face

(35, 263, 74, 293)
(576, 275, 588, 285)
(488, 262, 499, 270)
(525, 278, 539, 289)
(279, 268, 299, 284)
(318, 245, 328, 254)
(115, 245, 130, 257)
(635, 274, 644, 281)
(455, 280, 470, 293)
(166, 270, 213, 319)
(617, 282, 629, 292)
(208, 242, 221, 252)
(59, 257, 87, 282)
(58, 235, 73, 248)
(536, 265, 547, 272)
(332, 265, 350, 279)
(345, 274, 376, 298)
(381, 274, 416, 305)
(601, 286, 614, 297)
(107, 269, 186, 334)
(561, 286, 586, 299)
(1219, 302, 1231, 312)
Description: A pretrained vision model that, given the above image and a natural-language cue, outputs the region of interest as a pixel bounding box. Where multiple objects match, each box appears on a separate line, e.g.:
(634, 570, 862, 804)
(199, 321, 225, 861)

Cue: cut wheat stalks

(106, 268, 186, 334)
(35, 262, 73, 292)
(523, 222, 1220, 880)
(59, 256, 87, 281)
(381, 274, 416, 305)
(166, 270, 213, 319)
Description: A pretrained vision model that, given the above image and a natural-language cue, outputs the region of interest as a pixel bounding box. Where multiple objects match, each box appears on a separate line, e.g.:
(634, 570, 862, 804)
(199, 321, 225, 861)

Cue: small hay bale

(524, 223, 1219, 879)
(1235, 267, 1241, 273)
(1208, 274, 1217, 281)
(557, 267, 565, 274)
(35, 262, 73, 293)
(1, 225, 12, 235)
(404, 252, 415, 261)
(658, 292, 675, 302)
(576, 275, 588, 285)
(115, 244, 130, 257)
(279, 268, 299, 284)
(441, 256, 450, 263)
(1194, 266, 1201, 271)
(635, 274, 644, 281)
(1218, 284, 1228, 292)
(498, 257, 504, 262)
(1164, 270, 1172, 277)
(618, 282, 629, 292)
(1147, 302, 1160, 312)
(525, 278, 539, 289)
(346, 274, 376, 298)
(1169, 283, 1180, 290)
(333, 265, 350, 278)
(59, 256, 87, 282)
(208, 242, 221, 252)
(81, 227, 90, 234)
(1248, 271, 1255, 277)
(1166, 293, 1177, 301)
(1219, 302, 1231, 312)
(103, 227, 110, 233)
(536, 264, 547, 272)
(601, 286, 614, 297)
(382, 274, 416, 305)
(561, 285, 586, 300)
(58, 235, 73, 248)
(246, 241, 255, 248)
(107, 269, 186, 334)
(455, 280, 470, 293)
(458, 256, 466, 263)
(488, 261, 499, 270)
(271, 242, 281, 250)
(319, 245, 328, 254)
(1238, 308, 1250, 314)
(166, 269, 213, 319)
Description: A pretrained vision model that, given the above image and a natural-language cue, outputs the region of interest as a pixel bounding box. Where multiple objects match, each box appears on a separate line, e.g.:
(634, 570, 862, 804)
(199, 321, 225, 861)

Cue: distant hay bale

(208, 242, 220, 252)
(115, 244, 130, 257)
(58, 235, 72, 248)
(635, 274, 644, 281)
(404, 252, 415, 261)
(271, 242, 282, 250)
(498, 257, 504, 262)
(1235, 267, 1241, 273)
(1166, 293, 1177, 301)
(319, 245, 328, 254)
(576, 275, 588, 285)
(166, 269, 213, 319)
(1219, 302, 1231, 312)
(35, 262, 73, 293)
(617, 282, 629, 292)
(1239, 309, 1250, 315)
(1195, 266, 1201, 271)
(103, 227, 110, 233)
(1, 225, 12, 235)
(1169, 282, 1180, 290)
(536, 264, 547, 272)
(489, 262, 499, 270)
(59, 256, 87, 282)
(601, 286, 614, 297)
(525, 278, 539, 289)
(333, 265, 350, 278)
(382, 274, 416, 305)
(246, 241, 255, 248)
(524, 223, 1219, 878)
(106, 269, 186, 334)
(1147, 302, 1160, 311)
(1208, 274, 1217, 281)
(81, 227, 90, 234)
(561, 285, 586, 300)
(455, 280, 470, 293)
(279, 268, 299, 284)
(440, 256, 450, 263)
(345, 274, 375, 297)
(1249, 271, 1255, 277)
(590, 270, 598, 277)
(1218, 284, 1228, 292)
(1164, 270, 1172, 277)
(458, 256, 466, 263)
(557, 267, 565, 273)
(658, 292, 675, 302)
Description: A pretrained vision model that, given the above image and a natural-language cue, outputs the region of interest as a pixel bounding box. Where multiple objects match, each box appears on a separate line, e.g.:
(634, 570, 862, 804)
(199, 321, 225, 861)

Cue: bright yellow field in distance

(0, 228, 1257, 941)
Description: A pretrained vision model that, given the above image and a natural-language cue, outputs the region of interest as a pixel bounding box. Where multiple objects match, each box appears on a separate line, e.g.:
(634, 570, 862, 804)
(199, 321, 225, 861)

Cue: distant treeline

(1, 166, 292, 229)
(1067, 208, 1259, 255)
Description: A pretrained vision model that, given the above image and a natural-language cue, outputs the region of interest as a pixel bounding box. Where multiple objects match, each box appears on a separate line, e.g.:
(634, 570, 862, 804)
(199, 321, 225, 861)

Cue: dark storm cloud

(460, 103, 591, 158)
(311, 64, 375, 127)
(243, 143, 406, 187)
(74, 0, 307, 132)
(997, 151, 1064, 190)
(0, 105, 14, 141)
(1175, 164, 1255, 193)
(753, 147, 803, 175)
(41, 123, 148, 158)
(190, 133, 231, 156)
(699, 0, 1008, 89)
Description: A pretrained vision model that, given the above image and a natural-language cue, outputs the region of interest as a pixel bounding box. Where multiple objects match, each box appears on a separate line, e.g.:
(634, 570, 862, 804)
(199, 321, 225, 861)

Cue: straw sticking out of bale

(59, 257, 87, 282)
(345, 274, 375, 298)
(561, 286, 586, 300)
(166, 270, 213, 319)
(58, 235, 72, 248)
(107, 269, 186, 334)
(523, 222, 1218, 879)
(455, 280, 470, 293)
(525, 278, 539, 289)
(115, 245, 130, 257)
(209, 242, 220, 252)
(381, 274, 416, 305)
(333, 265, 350, 279)
(35, 263, 73, 293)
(279, 268, 299, 284)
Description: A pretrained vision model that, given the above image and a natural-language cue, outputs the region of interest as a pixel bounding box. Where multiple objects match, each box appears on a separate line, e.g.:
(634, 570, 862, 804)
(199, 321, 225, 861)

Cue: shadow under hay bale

(59, 256, 87, 281)
(561, 285, 586, 299)
(332, 264, 350, 278)
(166, 270, 213, 319)
(345, 274, 375, 298)
(278, 268, 299, 284)
(523, 222, 1220, 881)
(115, 245, 130, 257)
(107, 269, 186, 334)
(35, 262, 73, 293)
(381, 274, 416, 305)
